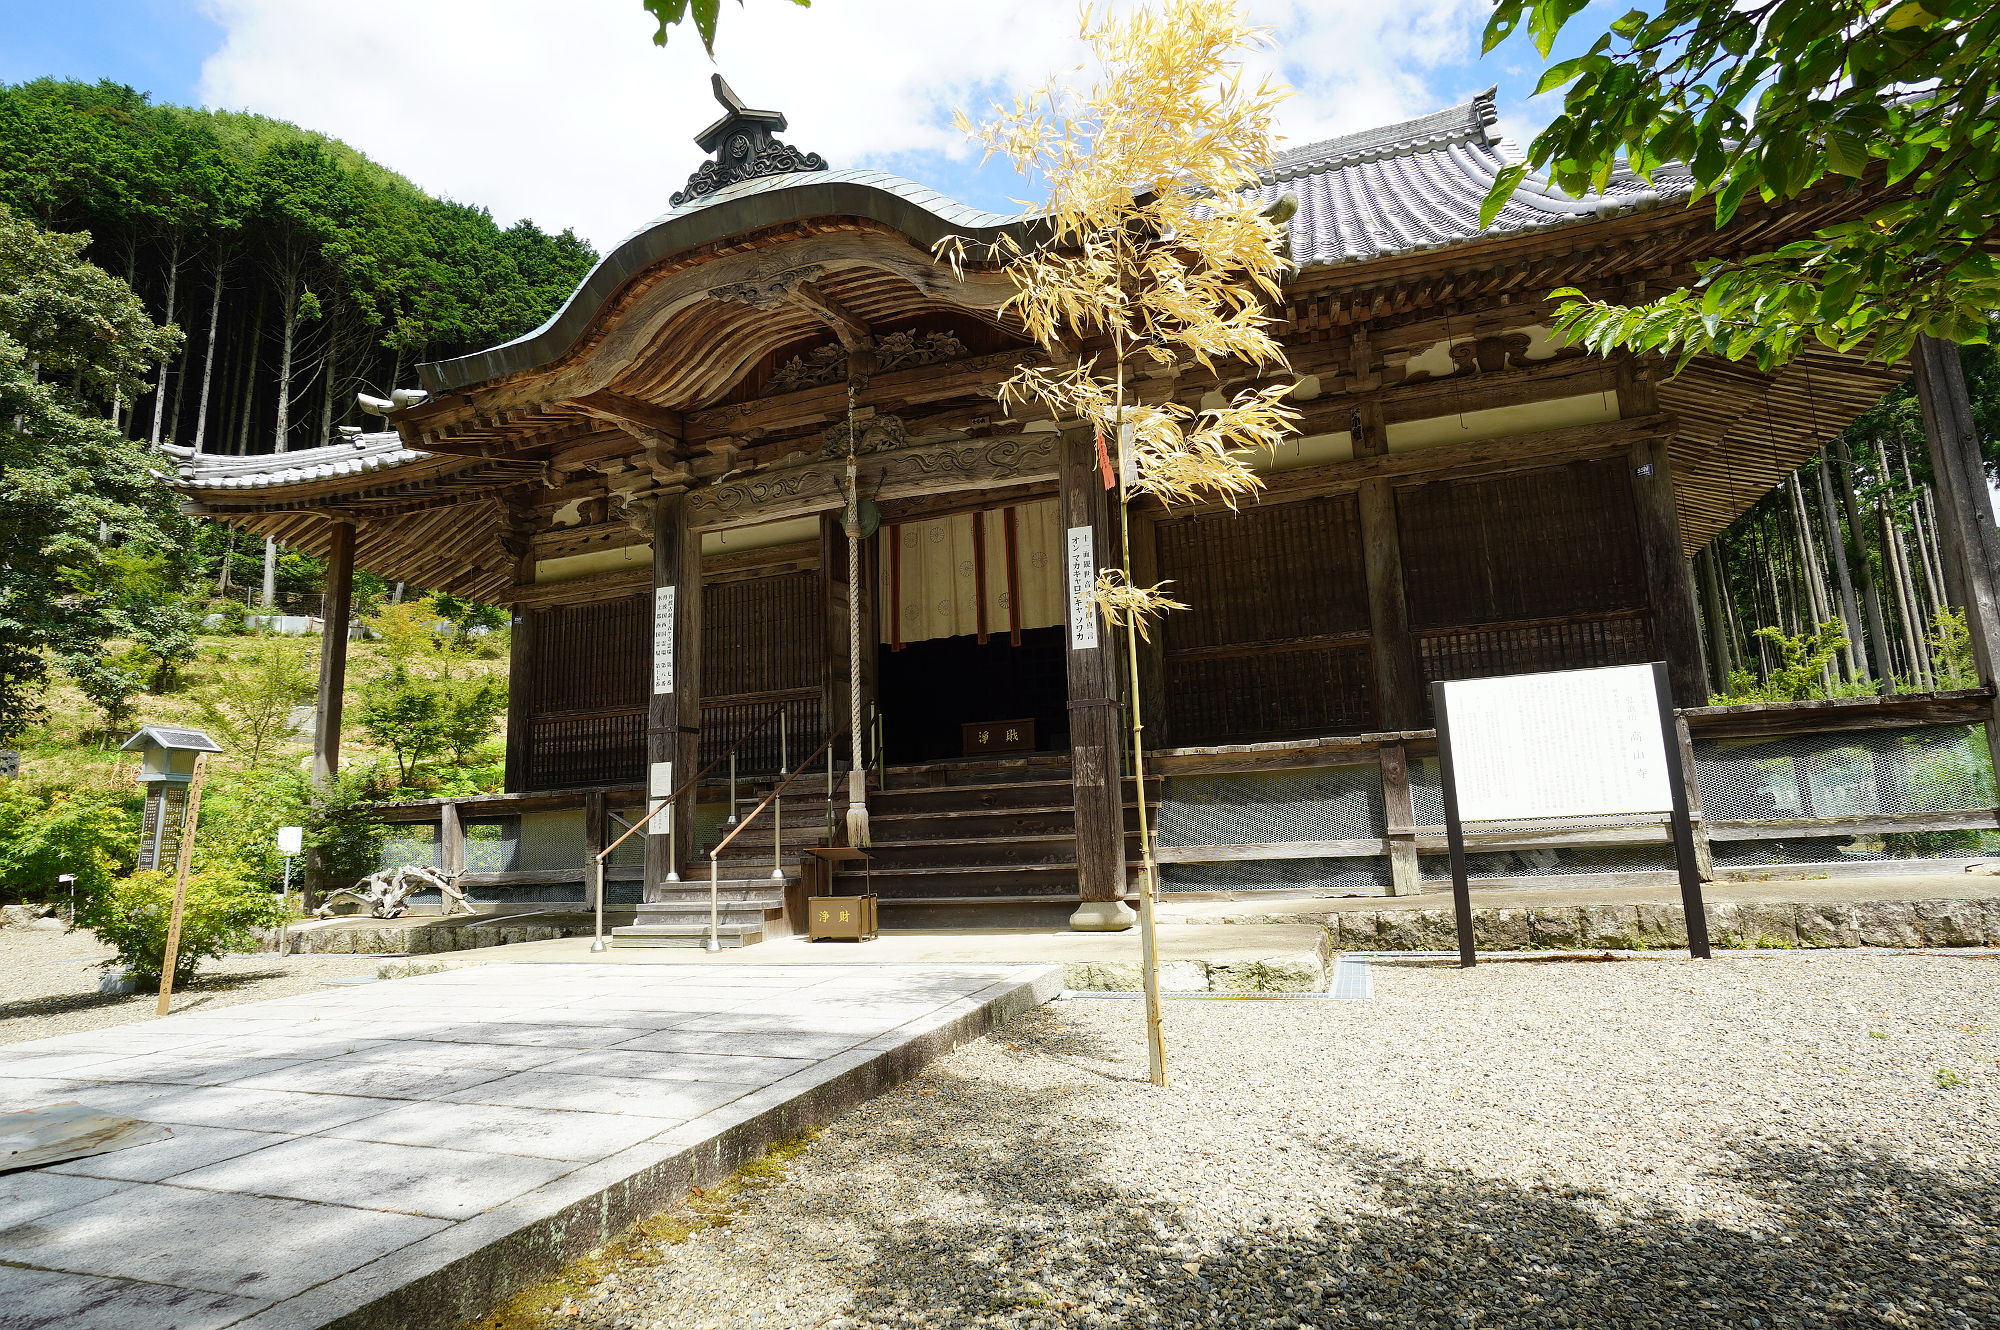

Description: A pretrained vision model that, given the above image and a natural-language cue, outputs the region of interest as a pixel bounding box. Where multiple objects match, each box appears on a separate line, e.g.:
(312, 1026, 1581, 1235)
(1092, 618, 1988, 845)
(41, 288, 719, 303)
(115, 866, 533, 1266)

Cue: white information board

(648, 760, 673, 835)
(1439, 664, 1671, 822)
(1065, 526, 1099, 650)
(652, 585, 676, 694)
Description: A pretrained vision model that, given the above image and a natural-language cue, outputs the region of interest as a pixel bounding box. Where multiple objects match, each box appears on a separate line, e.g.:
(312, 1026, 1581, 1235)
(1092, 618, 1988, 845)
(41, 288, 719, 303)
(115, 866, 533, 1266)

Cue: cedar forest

(0, 72, 1997, 910)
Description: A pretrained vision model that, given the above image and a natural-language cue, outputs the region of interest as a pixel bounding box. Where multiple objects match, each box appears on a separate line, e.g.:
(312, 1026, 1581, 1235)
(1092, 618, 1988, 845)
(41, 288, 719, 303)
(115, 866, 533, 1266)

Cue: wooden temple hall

(172, 82, 2000, 945)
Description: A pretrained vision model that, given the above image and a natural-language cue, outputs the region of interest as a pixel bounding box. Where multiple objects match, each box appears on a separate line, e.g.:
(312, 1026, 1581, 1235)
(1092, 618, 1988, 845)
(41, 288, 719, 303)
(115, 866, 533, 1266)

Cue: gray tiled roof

(1246, 91, 1691, 266)
(167, 432, 417, 491)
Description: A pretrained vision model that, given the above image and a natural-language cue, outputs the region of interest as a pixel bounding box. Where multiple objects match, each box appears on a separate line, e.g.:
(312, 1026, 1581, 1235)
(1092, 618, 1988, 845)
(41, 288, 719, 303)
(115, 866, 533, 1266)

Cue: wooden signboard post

(1432, 662, 1710, 967)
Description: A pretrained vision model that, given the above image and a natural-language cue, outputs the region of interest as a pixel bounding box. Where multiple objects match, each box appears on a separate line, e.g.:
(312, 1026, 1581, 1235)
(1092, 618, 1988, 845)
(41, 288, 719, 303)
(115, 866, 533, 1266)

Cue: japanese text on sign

(653, 586, 676, 694)
(1440, 664, 1672, 822)
(1066, 526, 1098, 651)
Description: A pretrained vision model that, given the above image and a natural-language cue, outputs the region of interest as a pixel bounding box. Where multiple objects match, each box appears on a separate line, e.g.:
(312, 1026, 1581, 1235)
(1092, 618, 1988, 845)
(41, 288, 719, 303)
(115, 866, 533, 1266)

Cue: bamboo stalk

(155, 753, 210, 1017)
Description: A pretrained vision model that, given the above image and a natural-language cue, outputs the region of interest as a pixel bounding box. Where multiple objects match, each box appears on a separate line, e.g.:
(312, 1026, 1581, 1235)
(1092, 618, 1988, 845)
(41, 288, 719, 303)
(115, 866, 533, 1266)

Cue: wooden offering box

(806, 895, 878, 941)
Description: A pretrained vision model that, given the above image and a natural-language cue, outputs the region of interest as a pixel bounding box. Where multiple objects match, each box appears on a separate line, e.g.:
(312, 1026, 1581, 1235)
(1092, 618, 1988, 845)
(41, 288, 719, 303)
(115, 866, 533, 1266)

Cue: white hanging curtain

(881, 498, 1062, 647)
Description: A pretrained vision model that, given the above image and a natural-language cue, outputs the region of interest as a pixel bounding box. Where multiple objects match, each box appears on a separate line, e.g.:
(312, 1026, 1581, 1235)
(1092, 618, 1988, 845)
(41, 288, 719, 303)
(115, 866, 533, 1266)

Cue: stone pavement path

(0, 961, 1056, 1330)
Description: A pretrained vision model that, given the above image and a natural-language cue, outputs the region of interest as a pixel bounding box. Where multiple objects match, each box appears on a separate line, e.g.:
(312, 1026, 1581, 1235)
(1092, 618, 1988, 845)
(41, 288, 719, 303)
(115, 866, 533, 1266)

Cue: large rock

(1208, 950, 1327, 993)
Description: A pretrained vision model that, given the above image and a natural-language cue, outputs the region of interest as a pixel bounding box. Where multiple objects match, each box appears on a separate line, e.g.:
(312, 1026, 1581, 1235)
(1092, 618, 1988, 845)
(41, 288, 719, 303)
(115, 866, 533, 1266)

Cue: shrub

(76, 865, 287, 985)
(0, 777, 134, 904)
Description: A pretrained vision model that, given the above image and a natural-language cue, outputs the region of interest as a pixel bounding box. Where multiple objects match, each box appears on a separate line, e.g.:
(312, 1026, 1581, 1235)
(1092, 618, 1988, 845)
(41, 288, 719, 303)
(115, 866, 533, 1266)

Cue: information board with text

(1439, 664, 1672, 822)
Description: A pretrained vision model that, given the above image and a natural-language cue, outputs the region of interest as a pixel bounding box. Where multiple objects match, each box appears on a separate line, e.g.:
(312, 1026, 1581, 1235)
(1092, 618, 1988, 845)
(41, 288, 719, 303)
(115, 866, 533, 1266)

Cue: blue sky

(0, 0, 1608, 248)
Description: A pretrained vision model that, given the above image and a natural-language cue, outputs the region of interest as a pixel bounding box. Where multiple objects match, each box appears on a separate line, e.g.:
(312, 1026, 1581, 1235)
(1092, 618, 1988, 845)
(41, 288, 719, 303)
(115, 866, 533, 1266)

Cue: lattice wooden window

(1154, 494, 1373, 745)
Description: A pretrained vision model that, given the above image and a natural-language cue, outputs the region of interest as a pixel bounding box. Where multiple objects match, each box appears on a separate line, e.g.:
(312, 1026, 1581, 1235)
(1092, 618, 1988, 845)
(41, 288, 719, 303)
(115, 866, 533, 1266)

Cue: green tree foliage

(0, 777, 134, 904)
(0, 78, 597, 462)
(76, 865, 287, 985)
(642, 0, 812, 53)
(191, 636, 317, 765)
(60, 647, 154, 731)
(1483, 0, 2000, 368)
(0, 205, 182, 741)
(352, 596, 508, 786)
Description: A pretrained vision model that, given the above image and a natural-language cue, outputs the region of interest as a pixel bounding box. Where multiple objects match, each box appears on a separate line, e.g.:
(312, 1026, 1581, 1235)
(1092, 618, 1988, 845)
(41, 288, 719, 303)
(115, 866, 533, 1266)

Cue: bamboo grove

(0, 79, 596, 463)
(1699, 344, 2000, 702)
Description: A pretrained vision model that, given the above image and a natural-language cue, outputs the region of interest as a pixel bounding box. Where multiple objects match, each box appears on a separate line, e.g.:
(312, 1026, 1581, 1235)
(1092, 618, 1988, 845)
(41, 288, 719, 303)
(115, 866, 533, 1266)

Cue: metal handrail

(701, 727, 847, 951)
(585, 702, 790, 950)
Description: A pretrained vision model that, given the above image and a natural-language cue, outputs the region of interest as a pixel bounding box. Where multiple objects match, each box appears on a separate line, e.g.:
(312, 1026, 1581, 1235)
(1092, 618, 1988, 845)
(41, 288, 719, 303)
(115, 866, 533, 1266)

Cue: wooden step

(857, 835, 1079, 868)
(833, 862, 1077, 898)
(609, 922, 764, 948)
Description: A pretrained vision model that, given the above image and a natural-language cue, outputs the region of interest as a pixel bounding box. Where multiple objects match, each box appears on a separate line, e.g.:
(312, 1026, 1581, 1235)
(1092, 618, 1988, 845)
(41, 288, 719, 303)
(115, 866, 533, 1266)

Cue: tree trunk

(1831, 437, 1895, 691)
(192, 249, 226, 452)
(274, 274, 298, 455)
(1697, 544, 1734, 694)
(1883, 503, 1930, 687)
(1813, 459, 1866, 679)
(237, 293, 264, 455)
(149, 235, 181, 447)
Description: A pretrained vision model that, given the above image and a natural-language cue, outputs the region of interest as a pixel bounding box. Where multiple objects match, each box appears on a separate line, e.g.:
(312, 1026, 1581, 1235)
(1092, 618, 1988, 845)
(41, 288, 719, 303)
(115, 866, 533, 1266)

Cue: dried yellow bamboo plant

(942, 0, 1300, 1087)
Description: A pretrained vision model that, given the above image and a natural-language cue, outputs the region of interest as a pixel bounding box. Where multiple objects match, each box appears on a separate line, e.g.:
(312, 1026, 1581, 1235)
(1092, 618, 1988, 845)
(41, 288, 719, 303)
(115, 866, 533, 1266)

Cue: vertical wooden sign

(653, 585, 676, 694)
(1066, 526, 1099, 650)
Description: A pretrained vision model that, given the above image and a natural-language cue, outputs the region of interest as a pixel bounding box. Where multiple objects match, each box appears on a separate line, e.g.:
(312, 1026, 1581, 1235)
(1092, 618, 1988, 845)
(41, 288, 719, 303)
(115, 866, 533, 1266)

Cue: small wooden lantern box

(119, 726, 224, 872)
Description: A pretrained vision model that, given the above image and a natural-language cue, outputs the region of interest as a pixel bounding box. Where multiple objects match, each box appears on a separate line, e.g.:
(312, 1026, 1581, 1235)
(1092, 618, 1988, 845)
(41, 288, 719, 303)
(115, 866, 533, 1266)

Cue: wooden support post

(582, 788, 607, 916)
(1378, 742, 1421, 896)
(646, 492, 703, 897)
(311, 519, 354, 786)
(1060, 429, 1134, 931)
(504, 606, 537, 793)
(1628, 438, 1707, 705)
(1911, 335, 2000, 781)
(1673, 714, 1714, 881)
(438, 799, 466, 881)
(1617, 356, 1705, 705)
(1359, 478, 1422, 730)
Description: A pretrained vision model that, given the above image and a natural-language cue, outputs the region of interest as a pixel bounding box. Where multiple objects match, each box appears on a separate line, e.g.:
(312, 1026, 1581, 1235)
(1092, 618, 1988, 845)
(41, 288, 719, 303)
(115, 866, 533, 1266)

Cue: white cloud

(197, 0, 1488, 251)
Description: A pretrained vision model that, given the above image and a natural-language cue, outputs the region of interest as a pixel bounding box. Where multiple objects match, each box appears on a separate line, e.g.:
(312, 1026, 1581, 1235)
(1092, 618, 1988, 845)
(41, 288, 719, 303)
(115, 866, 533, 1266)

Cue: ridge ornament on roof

(671, 75, 828, 208)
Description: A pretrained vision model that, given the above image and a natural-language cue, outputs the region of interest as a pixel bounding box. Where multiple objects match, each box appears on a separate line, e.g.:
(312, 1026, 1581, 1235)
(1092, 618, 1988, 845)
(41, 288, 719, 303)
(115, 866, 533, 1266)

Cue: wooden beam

(567, 390, 686, 440)
(1627, 435, 1707, 705)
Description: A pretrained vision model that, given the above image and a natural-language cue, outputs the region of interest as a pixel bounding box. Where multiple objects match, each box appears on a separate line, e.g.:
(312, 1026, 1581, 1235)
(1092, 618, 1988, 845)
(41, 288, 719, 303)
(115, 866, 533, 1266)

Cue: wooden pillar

(646, 493, 703, 896)
(1618, 357, 1705, 705)
(1911, 336, 2000, 782)
(1378, 742, 1421, 896)
(1628, 438, 1707, 705)
(582, 788, 607, 915)
(311, 518, 354, 786)
(1359, 479, 1422, 730)
(438, 799, 465, 880)
(1060, 429, 1135, 931)
(504, 606, 537, 793)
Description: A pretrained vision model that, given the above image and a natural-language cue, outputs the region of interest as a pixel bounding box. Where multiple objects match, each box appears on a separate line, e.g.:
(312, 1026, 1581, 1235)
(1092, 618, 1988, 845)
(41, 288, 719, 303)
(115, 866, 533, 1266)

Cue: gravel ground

(481, 950, 2000, 1330)
(0, 926, 383, 1044)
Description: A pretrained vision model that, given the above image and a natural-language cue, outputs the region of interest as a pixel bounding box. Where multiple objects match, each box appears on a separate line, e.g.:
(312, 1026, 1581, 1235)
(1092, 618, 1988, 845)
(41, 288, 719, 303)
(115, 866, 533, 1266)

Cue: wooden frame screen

(1154, 493, 1375, 746)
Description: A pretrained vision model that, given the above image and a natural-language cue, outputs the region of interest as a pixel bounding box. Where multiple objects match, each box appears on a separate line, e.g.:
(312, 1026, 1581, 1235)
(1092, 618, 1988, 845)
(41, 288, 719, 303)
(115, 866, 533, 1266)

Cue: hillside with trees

(0, 78, 595, 460)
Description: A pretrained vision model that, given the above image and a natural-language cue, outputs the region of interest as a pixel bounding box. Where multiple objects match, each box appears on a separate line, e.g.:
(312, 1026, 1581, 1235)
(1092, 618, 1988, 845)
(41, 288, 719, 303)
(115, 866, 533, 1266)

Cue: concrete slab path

(0, 961, 1057, 1330)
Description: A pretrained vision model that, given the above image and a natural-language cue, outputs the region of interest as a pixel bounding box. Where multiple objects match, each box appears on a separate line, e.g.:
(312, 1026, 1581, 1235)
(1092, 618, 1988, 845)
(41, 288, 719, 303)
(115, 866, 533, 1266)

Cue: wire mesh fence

(1156, 764, 1384, 846)
(1695, 723, 1996, 820)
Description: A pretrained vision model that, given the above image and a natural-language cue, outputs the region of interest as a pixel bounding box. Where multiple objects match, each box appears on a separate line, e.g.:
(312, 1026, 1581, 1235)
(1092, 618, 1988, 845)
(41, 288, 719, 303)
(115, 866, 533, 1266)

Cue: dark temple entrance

(877, 626, 1068, 764)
